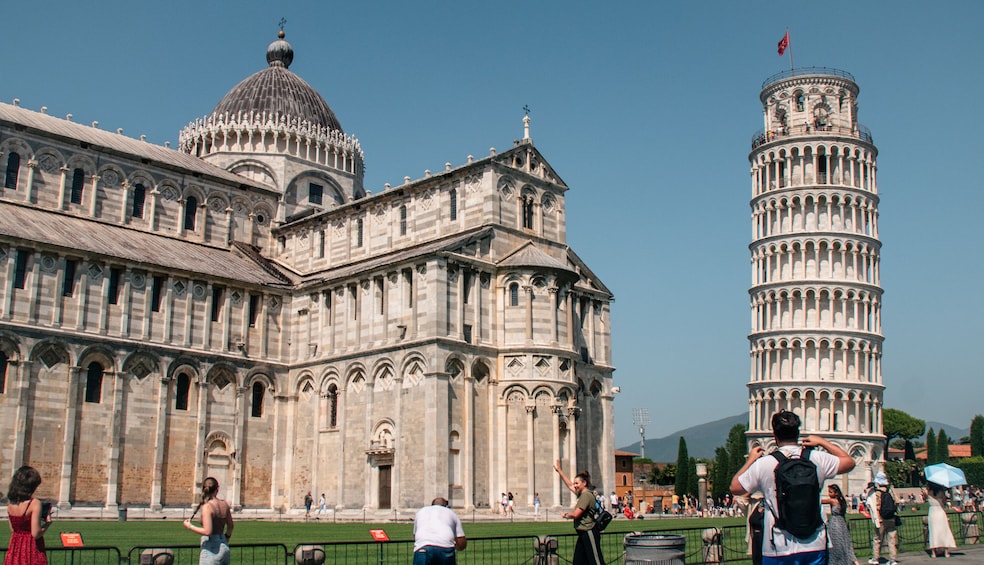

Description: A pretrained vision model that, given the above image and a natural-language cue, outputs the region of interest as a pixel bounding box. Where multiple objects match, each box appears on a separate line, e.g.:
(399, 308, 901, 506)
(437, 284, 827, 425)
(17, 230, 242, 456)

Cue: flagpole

(787, 27, 794, 72)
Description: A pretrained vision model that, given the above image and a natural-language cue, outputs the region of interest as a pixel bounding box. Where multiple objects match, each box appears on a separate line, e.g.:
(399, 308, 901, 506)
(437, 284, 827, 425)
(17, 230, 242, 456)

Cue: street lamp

(632, 408, 650, 460)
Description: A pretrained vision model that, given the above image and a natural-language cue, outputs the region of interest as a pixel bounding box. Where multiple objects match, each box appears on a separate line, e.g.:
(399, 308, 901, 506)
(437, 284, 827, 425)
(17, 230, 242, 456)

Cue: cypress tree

(970, 415, 984, 458)
(926, 427, 937, 464)
(937, 429, 951, 461)
(675, 437, 690, 497)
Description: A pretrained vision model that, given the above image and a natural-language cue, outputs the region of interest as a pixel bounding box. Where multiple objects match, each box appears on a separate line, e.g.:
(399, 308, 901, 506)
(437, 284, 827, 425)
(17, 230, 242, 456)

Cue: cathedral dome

(210, 31, 343, 133)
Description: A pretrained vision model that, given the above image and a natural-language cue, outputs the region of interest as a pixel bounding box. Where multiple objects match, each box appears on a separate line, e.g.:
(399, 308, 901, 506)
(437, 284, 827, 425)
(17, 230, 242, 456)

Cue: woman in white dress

(926, 482, 956, 558)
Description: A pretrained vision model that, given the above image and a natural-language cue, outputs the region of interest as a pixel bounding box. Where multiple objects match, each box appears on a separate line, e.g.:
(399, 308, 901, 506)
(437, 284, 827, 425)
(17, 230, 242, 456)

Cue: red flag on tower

(777, 31, 789, 56)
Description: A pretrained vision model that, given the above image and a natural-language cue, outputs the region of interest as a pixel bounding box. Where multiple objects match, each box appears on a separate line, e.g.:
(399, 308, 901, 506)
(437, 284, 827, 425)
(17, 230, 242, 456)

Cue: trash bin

(294, 545, 326, 565)
(624, 533, 686, 565)
(702, 527, 723, 563)
(118, 507, 127, 522)
(139, 549, 174, 565)
(961, 512, 980, 544)
(533, 536, 559, 565)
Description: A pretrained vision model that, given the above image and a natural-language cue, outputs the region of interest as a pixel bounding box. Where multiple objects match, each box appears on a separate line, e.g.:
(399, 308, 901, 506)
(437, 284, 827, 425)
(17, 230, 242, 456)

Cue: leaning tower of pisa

(746, 68, 883, 494)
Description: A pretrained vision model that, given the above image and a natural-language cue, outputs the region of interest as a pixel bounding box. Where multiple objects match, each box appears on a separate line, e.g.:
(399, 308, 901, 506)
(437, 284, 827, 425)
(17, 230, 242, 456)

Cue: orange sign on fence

(60, 532, 84, 547)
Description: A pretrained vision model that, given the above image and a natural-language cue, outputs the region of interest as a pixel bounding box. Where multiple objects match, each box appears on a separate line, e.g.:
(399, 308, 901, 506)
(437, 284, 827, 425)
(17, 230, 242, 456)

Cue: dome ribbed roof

(210, 31, 343, 133)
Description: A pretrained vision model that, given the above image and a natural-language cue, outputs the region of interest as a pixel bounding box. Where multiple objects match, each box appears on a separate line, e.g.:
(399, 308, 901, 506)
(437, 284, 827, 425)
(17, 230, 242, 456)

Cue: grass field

(2, 515, 735, 550)
(1, 515, 745, 564)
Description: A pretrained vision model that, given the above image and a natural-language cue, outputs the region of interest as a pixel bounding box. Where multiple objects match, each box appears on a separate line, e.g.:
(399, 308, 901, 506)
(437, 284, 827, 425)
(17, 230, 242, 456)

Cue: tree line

(651, 411, 984, 499)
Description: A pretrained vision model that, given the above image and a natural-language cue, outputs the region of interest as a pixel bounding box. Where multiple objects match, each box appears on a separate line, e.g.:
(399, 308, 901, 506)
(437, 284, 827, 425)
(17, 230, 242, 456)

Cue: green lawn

(4, 515, 739, 551)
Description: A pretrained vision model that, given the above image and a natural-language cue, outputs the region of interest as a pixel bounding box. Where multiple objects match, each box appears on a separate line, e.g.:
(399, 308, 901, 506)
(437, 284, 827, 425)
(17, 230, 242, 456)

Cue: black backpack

(878, 488, 897, 519)
(593, 497, 614, 531)
(771, 448, 821, 539)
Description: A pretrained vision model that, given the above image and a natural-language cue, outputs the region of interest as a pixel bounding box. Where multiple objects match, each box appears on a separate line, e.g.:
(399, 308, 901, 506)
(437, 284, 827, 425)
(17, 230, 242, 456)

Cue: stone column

(524, 285, 533, 342)
(87, 174, 101, 217)
(105, 371, 126, 510)
(58, 366, 83, 509)
(26, 252, 40, 323)
(120, 181, 132, 224)
(120, 268, 133, 338)
(225, 207, 234, 246)
(57, 166, 69, 210)
(150, 375, 170, 510)
(463, 376, 474, 511)
(148, 188, 160, 232)
(199, 202, 208, 243)
(193, 380, 209, 498)
(552, 404, 562, 507)
(335, 384, 347, 509)
(231, 385, 246, 509)
(24, 160, 36, 203)
(566, 406, 579, 505)
(11, 361, 33, 466)
(273, 392, 291, 510)
(525, 402, 538, 506)
(549, 288, 559, 346)
(0, 250, 14, 322)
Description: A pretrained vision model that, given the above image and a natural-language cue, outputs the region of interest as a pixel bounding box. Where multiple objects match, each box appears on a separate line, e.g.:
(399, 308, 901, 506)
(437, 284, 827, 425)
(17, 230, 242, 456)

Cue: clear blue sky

(3, 1, 981, 447)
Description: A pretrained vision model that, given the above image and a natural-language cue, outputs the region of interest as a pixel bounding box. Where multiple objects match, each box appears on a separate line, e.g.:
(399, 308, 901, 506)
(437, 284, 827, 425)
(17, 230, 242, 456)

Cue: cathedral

(0, 31, 615, 513)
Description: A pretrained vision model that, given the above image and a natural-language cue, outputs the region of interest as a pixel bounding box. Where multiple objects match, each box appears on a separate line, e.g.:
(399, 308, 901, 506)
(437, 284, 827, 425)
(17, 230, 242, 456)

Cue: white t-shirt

(737, 445, 841, 558)
(413, 505, 465, 551)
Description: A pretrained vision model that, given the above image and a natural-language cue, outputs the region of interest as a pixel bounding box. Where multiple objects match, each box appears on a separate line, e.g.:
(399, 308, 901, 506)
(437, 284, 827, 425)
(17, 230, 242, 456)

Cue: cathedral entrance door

(378, 465, 392, 509)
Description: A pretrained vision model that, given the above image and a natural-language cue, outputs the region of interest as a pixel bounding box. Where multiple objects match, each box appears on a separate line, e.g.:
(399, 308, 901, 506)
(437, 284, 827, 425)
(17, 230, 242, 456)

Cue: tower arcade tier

(746, 68, 884, 494)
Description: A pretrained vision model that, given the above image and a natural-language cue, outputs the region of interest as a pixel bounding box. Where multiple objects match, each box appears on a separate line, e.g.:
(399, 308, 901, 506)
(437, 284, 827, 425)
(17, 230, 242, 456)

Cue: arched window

(0, 351, 8, 394)
(251, 382, 264, 417)
(399, 205, 407, 236)
(131, 183, 146, 218)
(795, 92, 805, 112)
(522, 195, 535, 229)
(175, 373, 190, 411)
(509, 282, 519, 307)
(327, 383, 338, 428)
(449, 188, 458, 221)
(84, 362, 103, 403)
(4, 152, 20, 189)
(184, 196, 198, 230)
(70, 168, 85, 204)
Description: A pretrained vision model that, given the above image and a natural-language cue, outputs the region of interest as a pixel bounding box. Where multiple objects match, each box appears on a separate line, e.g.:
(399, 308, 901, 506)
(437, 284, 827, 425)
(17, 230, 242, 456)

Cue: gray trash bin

(139, 549, 174, 565)
(624, 533, 686, 565)
(294, 545, 326, 565)
(118, 507, 127, 521)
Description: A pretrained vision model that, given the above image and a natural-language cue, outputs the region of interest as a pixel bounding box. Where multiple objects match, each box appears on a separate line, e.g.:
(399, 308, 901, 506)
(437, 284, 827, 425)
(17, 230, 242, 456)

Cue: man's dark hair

(771, 410, 801, 443)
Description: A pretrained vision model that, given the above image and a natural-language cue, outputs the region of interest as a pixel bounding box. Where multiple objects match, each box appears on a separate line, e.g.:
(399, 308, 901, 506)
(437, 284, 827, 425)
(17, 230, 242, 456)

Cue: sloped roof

(0, 102, 275, 192)
(499, 241, 576, 274)
(298, 226, 495, 285)
(0, 202, 291, 286)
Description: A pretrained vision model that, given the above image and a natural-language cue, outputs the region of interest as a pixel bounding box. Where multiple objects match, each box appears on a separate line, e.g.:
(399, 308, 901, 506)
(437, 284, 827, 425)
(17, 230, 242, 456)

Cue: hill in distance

(619, 415, 971, 463)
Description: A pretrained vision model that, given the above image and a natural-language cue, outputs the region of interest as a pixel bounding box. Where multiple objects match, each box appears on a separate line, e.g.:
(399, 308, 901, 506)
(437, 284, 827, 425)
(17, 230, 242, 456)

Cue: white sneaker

(868, 560, 879, 565)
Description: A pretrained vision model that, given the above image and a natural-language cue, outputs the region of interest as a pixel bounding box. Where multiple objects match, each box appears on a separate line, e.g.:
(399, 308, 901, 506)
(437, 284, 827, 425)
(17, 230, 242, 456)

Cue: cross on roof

(279, 18, 287, 32)
(523, 105, 531, 116)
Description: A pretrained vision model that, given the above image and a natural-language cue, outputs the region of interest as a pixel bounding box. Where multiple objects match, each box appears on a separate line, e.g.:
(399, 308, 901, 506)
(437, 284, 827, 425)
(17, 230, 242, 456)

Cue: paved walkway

(880, 544, 984, 564)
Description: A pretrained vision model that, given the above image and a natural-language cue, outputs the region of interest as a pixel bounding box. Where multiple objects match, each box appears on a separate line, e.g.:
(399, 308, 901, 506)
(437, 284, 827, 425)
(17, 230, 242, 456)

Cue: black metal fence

(1, 511, 980, 564)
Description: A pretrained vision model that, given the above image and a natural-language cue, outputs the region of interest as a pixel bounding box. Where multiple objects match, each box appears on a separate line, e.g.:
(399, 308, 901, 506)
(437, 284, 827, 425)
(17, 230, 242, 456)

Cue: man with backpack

(865, 472, 899, 565)
(730, 411, 856, 565)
